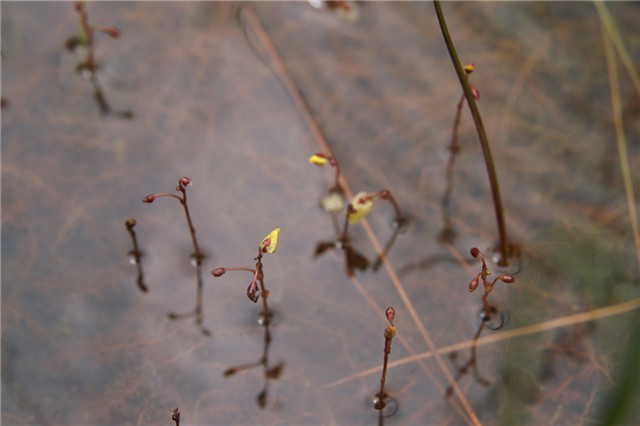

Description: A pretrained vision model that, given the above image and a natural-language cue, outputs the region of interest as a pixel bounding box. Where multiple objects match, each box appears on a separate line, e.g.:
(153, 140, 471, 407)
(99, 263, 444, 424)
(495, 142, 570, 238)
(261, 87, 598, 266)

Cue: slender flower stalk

(445, 247, 515, 398)
(67, 1, 132, 118)
(374, 307, 397, 425)
(143, 177, 209, 336)
(212, 228, 284, 408)
(433, 0, 511, 265)
(440, 64, 479, 243)
(124, 218, 148, 292)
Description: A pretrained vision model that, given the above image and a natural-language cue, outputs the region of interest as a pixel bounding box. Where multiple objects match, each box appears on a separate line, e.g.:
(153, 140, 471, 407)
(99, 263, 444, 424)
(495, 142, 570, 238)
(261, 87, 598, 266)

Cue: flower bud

(97, 26, 120, 38)
(385, 306, 395, 323)
(384, 325, 396, 339)
(260, 227, 280, 254)
(468, 276, 479, 292)
(179, 177, 192, 187)
(470, 247, 480, 258)
(211, 268, 226, 277)
(471, 85, 480, 100)
(464, 63, 475, 74)
(125, 218, 136, 230)
(499, 275, 515, 284)
(247, 281, 260, 303)
(142, 194, 156, 203)
(308, 153, 329, 166)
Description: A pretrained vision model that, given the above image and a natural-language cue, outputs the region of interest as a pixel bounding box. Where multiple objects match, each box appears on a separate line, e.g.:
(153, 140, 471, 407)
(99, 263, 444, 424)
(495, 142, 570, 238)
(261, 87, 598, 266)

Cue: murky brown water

(2, 2, 639, 425)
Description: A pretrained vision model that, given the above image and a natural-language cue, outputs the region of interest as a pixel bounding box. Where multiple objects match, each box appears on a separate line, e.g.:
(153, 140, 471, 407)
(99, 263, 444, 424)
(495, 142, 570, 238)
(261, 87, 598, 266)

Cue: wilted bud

(260, 227, 280, 254)
(142, 194, 156, 203)
(211, 268, 226, 277)
(468, 276, 479, 292)
(179, 177, 192, 187)
(247, 281, 260, 303)
(347, 192, 374, 224)
(385, 306, 395, 323)
(125, 218, 136, 230)
(320, 190, 345, 213)
(384, 325, 396, 339)
(464, 63, 475, 74)
(308, 153, 329, 166)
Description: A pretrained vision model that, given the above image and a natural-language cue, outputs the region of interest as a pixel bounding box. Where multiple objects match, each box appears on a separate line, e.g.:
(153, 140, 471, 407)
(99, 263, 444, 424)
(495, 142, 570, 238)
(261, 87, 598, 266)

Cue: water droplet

(257, 310, 274, 326)
(370, 393, 398, 417)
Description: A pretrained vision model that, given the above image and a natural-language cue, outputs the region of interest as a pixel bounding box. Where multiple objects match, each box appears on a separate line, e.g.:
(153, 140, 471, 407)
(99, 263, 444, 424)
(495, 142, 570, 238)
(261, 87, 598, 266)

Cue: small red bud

(470, 247, 480, 258)
(499, 275, 515, 284)
(99, 26, 120, 38)
(211, 268, 226, 277)
(385, 306, 395, 323)
(471, 85, 480, 100)
(179, 177, 192, 187)
(142, 194, 156, 203)
(469, 277, 479, 292)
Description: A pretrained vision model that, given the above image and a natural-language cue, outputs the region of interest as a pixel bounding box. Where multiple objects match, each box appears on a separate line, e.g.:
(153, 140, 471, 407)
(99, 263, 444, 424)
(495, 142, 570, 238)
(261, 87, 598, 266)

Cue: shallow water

(2, 2, 639, 425)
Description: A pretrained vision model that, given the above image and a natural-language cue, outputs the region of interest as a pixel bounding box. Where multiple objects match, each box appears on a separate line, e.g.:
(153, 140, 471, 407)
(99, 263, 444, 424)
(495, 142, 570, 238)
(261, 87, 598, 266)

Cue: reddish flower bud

(246, 281, 260, 303)
(385, 306, 395, 323)
(179, 177, 192, 187)
(98, 26, 120, 38)
(468, 276, 479, 292)
(499, 275, 515, 284)
(211, 268, 226, 277)
(470, 247, 480, 258)
(471, 86, 480, 100)
(142, 194, 156, 203)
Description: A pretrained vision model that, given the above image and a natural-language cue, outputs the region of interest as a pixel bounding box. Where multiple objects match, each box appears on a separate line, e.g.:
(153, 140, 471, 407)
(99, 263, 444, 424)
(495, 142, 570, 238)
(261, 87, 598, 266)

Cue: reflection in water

(212, 229, 285, 408)
(65, 2, 133, 119)
(124, 218, 148, 293)
(445, 248, 515, 398)
(539, 322, 596, 382)
(142, 177, 210, 336)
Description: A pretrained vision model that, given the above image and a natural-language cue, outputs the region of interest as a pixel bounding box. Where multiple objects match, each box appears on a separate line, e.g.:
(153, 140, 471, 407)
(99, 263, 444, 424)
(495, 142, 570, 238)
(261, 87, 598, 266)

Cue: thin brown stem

(125, 218, 147, 293)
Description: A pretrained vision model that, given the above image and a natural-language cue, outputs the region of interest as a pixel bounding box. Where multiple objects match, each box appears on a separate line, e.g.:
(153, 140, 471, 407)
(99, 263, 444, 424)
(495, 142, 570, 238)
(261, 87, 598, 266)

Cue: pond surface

(2, 2, 639, 425)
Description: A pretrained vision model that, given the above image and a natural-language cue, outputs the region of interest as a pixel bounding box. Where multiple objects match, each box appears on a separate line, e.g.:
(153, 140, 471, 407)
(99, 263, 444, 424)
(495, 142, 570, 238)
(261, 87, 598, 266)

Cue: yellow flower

(260, 227, 281, 254)
(464, 63, 475, 74)
(308, 154, 329, 166)
(347, 192, 373, 224)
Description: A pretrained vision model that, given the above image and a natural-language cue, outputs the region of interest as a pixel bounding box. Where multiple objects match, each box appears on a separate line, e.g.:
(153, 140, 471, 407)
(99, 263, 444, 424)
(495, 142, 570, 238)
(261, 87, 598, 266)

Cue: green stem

(433, 0, 510, 265)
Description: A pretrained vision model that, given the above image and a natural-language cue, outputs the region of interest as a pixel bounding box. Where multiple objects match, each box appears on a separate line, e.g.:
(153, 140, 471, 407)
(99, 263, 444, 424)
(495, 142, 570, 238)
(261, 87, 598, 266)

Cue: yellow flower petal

(308, 154, 329, 166)
(347, 192, 373, 224)
(260, 227, 281, 254)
